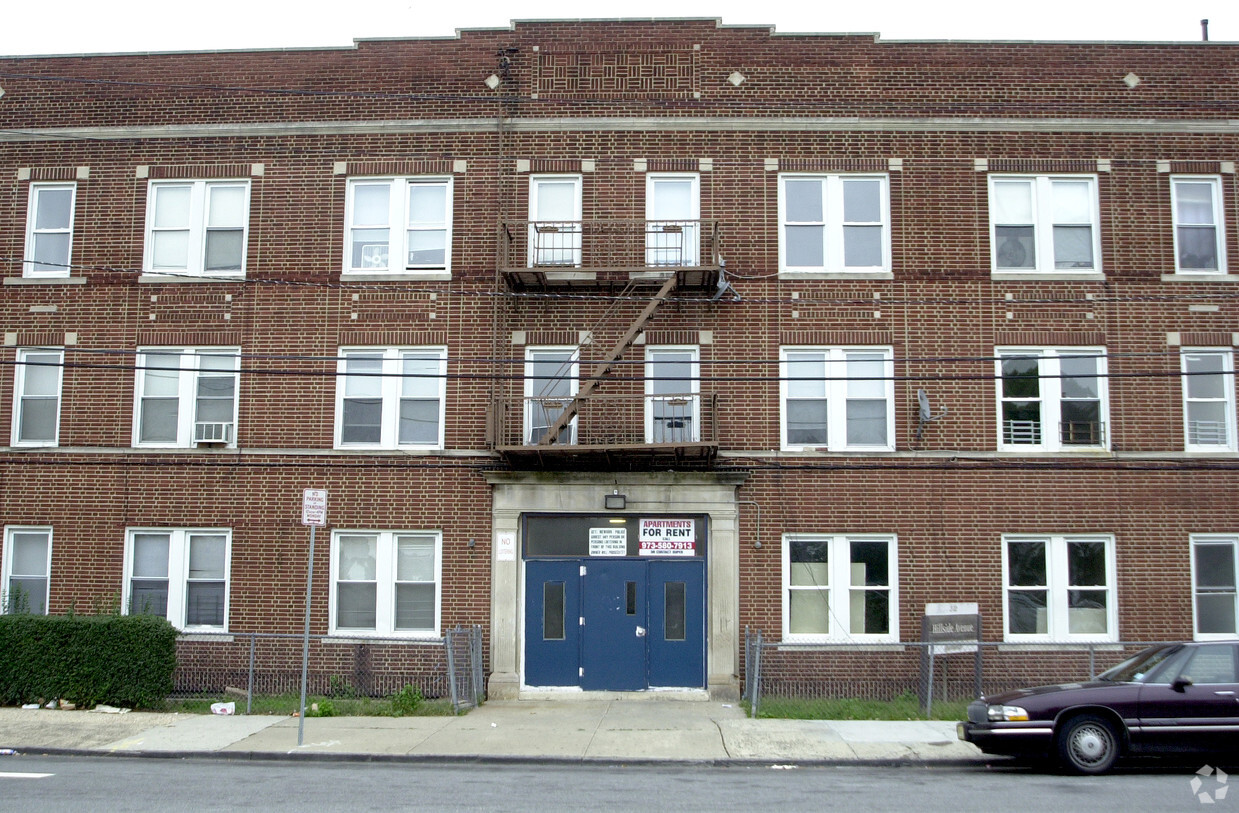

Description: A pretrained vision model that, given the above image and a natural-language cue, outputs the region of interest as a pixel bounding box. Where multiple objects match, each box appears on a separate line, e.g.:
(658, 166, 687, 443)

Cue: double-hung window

(989, 175, 1100, 273)
(12, 348, 63, 447)
(134, 348, 240, 448)
(1192, 535, 1238, 639)
(782, 534, 898, 642)
(335, 347, 446, 449)
(1171, 176, 1226, 273)
(1003, 534, 1116, 641)
(24, 183, 76, 278)
(525, 348, 578, 445)
(779, 174, 890, 273)
(996, 347, 1108, 451)
(124, 528, 230, 630)
(646, 173, 700, 267)
(646, 346, 699, 443)
(781, 347, 895, 451)
(3, 527, 51, 615)
(144, 180, 250, 277)
(1182, 349, 1236, 451)
(331, 530, 441, 637)
(528, 175, 583, 267)
(345, 177, 453, 274)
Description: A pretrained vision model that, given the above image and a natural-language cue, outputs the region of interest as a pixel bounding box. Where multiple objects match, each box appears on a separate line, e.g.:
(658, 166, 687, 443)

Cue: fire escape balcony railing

(499, 219, 722, 288)
(488, 391, 720, 458)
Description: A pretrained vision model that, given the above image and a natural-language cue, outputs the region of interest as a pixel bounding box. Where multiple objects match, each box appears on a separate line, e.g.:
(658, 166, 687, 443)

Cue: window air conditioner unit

(194, 421, 234, 444)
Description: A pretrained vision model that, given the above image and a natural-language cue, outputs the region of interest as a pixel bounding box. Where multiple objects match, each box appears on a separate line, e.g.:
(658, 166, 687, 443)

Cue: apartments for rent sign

(638, 519, 696, 556)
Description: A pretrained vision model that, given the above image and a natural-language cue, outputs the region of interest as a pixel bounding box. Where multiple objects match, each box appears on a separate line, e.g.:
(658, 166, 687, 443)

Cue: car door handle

(1213, 690, 1235, 696)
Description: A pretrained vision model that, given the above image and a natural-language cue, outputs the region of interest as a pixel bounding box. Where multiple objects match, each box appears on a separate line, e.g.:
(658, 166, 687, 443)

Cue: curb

(0, 745, 998, 770)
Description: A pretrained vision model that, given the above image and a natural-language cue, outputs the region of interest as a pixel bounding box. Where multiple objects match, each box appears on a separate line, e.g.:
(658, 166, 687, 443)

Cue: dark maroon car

(958, 641, 1239, 773)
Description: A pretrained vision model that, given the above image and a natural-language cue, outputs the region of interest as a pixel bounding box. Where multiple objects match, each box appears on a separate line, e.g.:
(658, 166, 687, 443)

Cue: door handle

(635, 626, 647, 638)
(1214, 690, 1236, 696)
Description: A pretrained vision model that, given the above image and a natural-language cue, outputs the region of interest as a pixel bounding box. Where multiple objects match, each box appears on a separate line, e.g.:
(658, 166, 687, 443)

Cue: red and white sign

(638, 518, 696, 556)
(301, 489, 327, 527)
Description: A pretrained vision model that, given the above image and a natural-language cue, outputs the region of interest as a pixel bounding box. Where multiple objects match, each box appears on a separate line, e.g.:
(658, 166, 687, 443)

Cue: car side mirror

(1172, 676, 1193, 693)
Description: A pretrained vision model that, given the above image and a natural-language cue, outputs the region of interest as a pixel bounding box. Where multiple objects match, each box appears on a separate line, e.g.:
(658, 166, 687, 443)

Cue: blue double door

(525, 558, 706, 690)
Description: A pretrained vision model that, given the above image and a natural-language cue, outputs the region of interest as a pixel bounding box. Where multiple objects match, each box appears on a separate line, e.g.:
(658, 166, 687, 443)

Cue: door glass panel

(543, 581, 565, 640)
(626, 581, 637, 615)
(665, 581, 686, 641)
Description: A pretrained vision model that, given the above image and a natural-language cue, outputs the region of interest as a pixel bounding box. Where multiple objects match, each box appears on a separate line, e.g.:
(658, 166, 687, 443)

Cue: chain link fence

(743, 628, 1170, 718)
(173, 625, 485, 713)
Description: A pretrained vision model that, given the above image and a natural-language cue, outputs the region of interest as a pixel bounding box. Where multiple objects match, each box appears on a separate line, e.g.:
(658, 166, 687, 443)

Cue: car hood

(980, 680, 1135, 706)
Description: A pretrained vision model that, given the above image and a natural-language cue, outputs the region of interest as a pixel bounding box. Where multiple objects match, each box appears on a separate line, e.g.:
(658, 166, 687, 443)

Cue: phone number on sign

(639, 540, 695, 555)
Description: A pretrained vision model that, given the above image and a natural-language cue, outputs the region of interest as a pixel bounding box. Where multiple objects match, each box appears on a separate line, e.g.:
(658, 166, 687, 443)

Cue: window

(1183, 349, 1236, 451)
(330, 530, 441, 637)
(124, 528, 230, 630)
(23, 183, 75, 277)
(1003, 534, 1116, 641)
(989, 175, 1100, 273)
(144, 180, 249, 277)
(335, 347, 446, 449)
(1192, 535, 1238, 640)
(133, 348, 239, 448)
(344, 177, 453, 274)
(778, 174, 890, 273)
(12, 348, 63, 447)
(996, 347, 1108, 451)
(782, 534, 898, 642)
(1171, 176, 1226, 273)
(646, 346, 699, 443)
(780, 347, 895, 451)
(525, 348, 578, 445)
(646, 173, 699, 267)
(3, 527, 51, 615)
(528, 175, 582, 267)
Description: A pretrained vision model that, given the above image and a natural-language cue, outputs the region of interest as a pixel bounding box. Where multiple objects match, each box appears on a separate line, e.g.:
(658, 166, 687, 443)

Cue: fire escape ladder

(536, 273, 679, 445)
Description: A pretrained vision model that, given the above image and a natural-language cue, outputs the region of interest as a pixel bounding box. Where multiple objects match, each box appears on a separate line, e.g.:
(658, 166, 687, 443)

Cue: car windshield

(1098, 645, 1182, 683)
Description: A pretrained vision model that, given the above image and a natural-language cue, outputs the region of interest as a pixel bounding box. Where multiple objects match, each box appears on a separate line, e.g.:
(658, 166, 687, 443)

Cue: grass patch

(162, 691, 458, 717)
(747, 693, 970, 721)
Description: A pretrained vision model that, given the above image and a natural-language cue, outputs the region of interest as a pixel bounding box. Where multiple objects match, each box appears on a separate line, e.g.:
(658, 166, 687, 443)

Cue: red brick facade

(1, 20, 1237, 698)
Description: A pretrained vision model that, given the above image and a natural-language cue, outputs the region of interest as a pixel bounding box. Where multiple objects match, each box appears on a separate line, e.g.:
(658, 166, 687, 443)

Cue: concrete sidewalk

(0, 700, 988, 766)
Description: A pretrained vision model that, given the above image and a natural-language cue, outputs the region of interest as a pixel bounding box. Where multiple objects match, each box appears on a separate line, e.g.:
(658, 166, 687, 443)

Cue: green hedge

(0, 614, 178, 709)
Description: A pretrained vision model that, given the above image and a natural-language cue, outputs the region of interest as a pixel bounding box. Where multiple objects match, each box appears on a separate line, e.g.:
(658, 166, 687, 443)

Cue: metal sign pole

(297, 523, 316, 747)
(296, 488, 327, 748)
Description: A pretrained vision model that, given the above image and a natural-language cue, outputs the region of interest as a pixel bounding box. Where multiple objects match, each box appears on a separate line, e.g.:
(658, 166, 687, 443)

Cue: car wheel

(1056, 714, 1120, 775)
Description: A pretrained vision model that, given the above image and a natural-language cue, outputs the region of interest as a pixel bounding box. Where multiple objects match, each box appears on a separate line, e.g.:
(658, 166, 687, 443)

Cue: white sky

(0, 0, 1233, 57)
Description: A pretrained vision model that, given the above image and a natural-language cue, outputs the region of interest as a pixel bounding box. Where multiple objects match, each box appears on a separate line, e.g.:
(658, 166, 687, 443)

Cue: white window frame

(1182, 349, 1237, 452)
(1191, 534, 1239, 641)
(781, 533, 899, 643)
(132, 348, 240, 449)
(12, 348, 63, 448)
(329, 530, 442, 638)
(988, 174, 1102, 275)
(780, 346, 895, 452)
(995, 347, 1109, 452)
(142, 179, 250, 278)
(1001, 534, 1117, 643)
(524, 347, 579, 445)
(777, 173, 891, 274)
(1171, 175, 1227, 274)
(334, 347, 447, 450)
(645, 345, 700, 444)
(645, 173, 700, 267)
(528, 174, 583, 268)
(122, 528, 231, 632)
(343, 176, 453, 275)
(3, 526, 51, 615)
(23, 182, 76, 278)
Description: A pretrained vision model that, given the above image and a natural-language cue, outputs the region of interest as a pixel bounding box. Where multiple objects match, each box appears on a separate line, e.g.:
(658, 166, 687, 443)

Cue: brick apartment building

(2, 19, 1238, 700)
